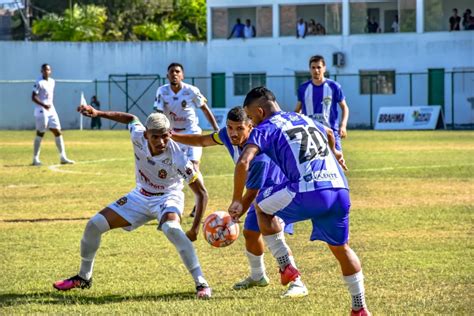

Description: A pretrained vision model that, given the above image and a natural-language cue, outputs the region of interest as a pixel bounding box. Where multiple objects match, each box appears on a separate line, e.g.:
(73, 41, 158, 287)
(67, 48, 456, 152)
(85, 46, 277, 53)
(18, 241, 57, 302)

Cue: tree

(133, 20, 193, 41)
(32, 4, 107, 41)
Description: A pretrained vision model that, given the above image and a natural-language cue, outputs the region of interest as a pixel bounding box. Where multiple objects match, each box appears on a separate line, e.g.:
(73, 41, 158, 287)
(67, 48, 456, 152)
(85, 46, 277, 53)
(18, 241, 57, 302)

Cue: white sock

(246, 251, 265, 281)
(262, 231, 294, 270)
(343, 271, 367, 311)
(79, 213, 110, 280)
(161, 221, 207, 287)
(55, 135, 66, 159)
(33, 136, 42, 160)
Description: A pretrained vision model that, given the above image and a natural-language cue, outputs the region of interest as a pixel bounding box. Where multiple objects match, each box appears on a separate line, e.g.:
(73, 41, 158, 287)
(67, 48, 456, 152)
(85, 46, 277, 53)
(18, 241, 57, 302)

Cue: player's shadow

(0, 290, 203, 307)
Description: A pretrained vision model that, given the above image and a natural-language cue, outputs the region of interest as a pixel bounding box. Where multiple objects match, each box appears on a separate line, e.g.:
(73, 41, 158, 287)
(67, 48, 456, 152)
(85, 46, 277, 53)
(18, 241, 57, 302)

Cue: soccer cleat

(32, 159, 42, 166)
(281, 281, 308, 298)
(53, 275, 92, 291)
(351, 307, 371, 316)
(196, 284, 212, 299)
(60, 157, 75, 164)
(233, 275, 270, 290)
(279, 264, 300, 286)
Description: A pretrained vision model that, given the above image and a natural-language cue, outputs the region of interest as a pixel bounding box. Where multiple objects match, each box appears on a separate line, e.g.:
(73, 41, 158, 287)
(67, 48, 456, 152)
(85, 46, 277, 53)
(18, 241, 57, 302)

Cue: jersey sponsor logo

(322, 96, 332, 107)
(115, 196, 128, 206)
(169, 111, 186, 122)
(173, 96, 179, 100)
(181, 100, 187, 108)
(262, 187, 273, 198)
(158, 169, 168, 179)
(147, 158, 156, 165)
(182, 90, 191, 96)
(132, 140, 144, 150)
(162, 158, 172, 165)
(138, 169, 166, 190)
(303, 170, 339, 182)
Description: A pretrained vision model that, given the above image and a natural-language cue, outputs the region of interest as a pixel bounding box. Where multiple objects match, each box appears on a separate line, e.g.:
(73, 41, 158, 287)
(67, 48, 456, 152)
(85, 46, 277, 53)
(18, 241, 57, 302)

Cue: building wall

(0, 41, 207, 129)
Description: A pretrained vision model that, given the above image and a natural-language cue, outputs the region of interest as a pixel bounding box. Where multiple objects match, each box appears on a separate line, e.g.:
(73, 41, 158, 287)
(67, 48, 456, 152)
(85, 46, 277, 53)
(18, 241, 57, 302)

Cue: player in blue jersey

(229, 87, 370, 315)
(295, 55, 349, 151)
(172, 106, 300, 293)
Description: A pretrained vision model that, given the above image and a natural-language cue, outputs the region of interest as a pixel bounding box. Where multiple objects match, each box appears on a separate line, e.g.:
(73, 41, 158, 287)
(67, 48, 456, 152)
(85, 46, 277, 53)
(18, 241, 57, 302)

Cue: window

(424, 0, 472, 32)
(295, 72, 311, 92)
(234, 73, 266, 96)
(280, 2, 342, 36)
(349, 0, 416, 34)
(211, 6, 273, 39)
(360, 71, 396, 94)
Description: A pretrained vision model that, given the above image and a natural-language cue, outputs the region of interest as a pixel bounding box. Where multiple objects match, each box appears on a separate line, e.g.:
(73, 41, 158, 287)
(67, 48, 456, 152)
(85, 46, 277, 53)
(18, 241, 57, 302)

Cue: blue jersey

(246, 112, 348, 193)
(212, 127, 286, 190)
(297, 79, 345, 131)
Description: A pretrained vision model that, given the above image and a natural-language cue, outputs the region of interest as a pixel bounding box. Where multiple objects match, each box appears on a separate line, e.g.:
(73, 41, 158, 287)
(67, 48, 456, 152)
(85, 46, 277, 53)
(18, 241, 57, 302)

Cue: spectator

(227, 18, 245, 39)
(367, 16, 379, 33)
(296, 18, 307, 38)
(449, 8, 461, 31)
(307, 19, 317, 35)
(90, 96, 102, 129)
(243, 19, 256, 38)
(315, 23, 326, 35)
(462, 9, 474, 30)
(391, 15, 399, 32)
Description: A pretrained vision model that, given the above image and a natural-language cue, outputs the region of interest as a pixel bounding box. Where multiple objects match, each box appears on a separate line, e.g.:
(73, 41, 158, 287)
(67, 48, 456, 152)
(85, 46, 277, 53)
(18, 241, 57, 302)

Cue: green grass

(0, 130, 473, 314)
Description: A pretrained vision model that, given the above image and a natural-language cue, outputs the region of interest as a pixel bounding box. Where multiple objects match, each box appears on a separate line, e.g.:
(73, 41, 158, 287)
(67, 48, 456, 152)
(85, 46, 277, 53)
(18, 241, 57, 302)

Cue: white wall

(0, 41, 207, 129)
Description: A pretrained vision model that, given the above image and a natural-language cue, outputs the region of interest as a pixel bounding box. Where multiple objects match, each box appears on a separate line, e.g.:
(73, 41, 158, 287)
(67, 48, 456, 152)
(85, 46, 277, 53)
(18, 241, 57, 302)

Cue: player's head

(236, 18, 241, 24)
(309, 55, 326, 82)
(144, 113, 171, 154)
(245, 19, 251, 26)
(243, 86, 279, 125)
(41, 63, 51, 79)
(226, 106, 252, 146)
(167, 62, 184, 86)
(453, 8, 458, 14)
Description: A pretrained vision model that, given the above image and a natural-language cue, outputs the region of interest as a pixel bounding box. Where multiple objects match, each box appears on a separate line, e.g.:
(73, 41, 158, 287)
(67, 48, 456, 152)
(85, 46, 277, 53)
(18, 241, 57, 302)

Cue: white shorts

(107, 188, 184, 231)
(178, 143, 203, 162)
(35, 109, 61, 132)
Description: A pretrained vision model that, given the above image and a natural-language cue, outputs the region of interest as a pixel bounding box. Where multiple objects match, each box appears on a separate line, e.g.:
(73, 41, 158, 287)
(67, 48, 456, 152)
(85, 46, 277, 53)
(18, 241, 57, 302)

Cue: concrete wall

(0, 41, 207, 129)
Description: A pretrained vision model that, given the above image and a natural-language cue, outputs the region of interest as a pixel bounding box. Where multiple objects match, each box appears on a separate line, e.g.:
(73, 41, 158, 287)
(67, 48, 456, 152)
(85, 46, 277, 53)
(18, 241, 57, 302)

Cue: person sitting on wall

(296, 18, 307, 38)
(228, 18, 245, 39)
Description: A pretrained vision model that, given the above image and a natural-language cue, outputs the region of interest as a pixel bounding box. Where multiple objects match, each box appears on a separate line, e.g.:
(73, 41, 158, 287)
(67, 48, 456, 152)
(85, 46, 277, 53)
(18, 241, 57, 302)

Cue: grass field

(0, 130, 473, 314)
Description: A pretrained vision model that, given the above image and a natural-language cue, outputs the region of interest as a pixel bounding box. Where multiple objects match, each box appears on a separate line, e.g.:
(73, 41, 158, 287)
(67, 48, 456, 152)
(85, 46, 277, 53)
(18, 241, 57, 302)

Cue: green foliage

(133, 20, 193, 41)
(32, 4, 107, 41)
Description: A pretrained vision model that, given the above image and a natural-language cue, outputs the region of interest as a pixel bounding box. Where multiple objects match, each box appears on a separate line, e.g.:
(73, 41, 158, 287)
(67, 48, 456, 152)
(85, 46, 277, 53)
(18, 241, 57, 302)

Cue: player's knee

(161, 220, 185, 242)
(243, 229, 261, 241)
(85, 213, 111, 235)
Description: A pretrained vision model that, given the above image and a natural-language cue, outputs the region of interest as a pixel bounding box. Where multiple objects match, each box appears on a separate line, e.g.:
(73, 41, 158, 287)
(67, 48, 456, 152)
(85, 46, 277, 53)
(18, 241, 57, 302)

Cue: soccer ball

(202, 211, 239, 247)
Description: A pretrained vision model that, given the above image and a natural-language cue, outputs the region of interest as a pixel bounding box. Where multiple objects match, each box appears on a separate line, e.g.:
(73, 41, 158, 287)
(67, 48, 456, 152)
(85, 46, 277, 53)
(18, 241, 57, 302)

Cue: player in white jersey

(31, 64, 74, 166)
(154, 62, 219, 216)
(53, 105, 212, 299)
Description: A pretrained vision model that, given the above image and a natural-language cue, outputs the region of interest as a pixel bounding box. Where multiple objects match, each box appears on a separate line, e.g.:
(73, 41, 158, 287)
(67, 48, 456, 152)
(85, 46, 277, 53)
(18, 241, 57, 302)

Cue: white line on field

(47, 158, 129, 175)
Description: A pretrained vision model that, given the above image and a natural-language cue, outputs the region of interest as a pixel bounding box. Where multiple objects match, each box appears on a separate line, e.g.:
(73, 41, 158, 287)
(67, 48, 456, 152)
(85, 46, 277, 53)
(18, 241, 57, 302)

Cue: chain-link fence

(1, 70, 473, 130)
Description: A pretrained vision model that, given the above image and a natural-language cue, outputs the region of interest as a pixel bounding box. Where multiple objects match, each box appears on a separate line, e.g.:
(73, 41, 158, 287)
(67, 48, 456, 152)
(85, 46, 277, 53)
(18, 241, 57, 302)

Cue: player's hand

(43, 103, 51, 110)
(339, 126, 347, 138)
(228, 201, 243, 221)
(334, 149, 348, 171)
(77, 105, 97, 117)
(185, 229, 198, 242)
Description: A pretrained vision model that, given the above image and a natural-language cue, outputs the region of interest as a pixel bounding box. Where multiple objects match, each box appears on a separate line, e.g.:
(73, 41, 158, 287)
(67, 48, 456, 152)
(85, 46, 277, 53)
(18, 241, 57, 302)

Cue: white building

(206, 0, 474, 127)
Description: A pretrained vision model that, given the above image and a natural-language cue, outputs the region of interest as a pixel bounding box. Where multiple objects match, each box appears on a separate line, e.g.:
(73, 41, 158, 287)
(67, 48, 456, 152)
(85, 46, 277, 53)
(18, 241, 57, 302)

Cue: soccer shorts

(177, 143, 203, 162)
(107, 188, 184, 231)
(34, 109, 61, 132)
(245, 204, 294, 235)
(256, 184, 350, 246)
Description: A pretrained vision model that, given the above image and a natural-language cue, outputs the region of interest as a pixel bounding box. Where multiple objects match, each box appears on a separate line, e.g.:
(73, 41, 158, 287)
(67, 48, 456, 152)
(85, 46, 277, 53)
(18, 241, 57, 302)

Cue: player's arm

(186, 176, 208, 241)
(77, 105, 136, 124)
(294, 101, 302, 113)
(200, 104, 220, 131)
(338, 99, 349, 138)
(324, 126, 347, 171)
(228, 144, 259, 216)
(31, 91, 50, 110)
(171, 132, 218, 147)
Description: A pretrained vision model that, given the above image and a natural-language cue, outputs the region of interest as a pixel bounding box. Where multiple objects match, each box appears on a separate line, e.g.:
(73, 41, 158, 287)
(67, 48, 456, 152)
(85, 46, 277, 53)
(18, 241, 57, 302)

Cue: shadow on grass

(0, 290, 206, 306)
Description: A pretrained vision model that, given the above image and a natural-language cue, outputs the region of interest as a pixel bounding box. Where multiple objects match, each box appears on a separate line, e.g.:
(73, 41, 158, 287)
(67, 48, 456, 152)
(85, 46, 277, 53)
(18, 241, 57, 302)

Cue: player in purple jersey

(172, 107, 297, 292)
(229, 87, 370, 315)
(295, 55, 349, 151)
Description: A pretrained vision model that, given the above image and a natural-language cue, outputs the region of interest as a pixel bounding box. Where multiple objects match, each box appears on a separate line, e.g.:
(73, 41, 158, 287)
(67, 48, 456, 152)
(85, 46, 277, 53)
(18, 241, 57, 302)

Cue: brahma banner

(375, 106, 445, 130)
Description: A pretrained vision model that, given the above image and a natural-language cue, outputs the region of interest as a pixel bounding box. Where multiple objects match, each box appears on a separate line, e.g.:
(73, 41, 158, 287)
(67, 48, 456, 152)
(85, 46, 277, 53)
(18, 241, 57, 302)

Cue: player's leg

(53, 207, 131, 291)
(157, 192, 211, 299)
(233, 206, 269, 290)
(49, 113, 74, 164)
(188, 144, 203, 217)
(32, 113, 48, 165)
(333, 129, 343, 151)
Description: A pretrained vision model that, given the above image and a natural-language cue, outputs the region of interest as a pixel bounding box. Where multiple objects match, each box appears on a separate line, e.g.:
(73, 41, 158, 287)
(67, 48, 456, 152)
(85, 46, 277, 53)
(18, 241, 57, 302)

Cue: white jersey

(153, 82, 206, 133)
(33, 77, 56, 116)
(129, 121, 198, 194)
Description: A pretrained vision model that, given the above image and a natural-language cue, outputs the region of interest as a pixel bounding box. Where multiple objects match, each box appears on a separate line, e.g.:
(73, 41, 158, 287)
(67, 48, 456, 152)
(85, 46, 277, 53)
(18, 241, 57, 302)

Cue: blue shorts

(256, 184, 350, 246)
(244, 204, 294, 235)
(333, 130, 342, 151)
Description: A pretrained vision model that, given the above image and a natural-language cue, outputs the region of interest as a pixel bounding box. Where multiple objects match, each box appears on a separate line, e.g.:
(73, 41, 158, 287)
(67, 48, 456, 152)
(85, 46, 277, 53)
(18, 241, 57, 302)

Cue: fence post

(451, 71, 454, 130)
(125, 74, 129, 113)
(409, 73, 413, 106)
(94, 79, 98, 98)
(370, 74, 373, 129)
